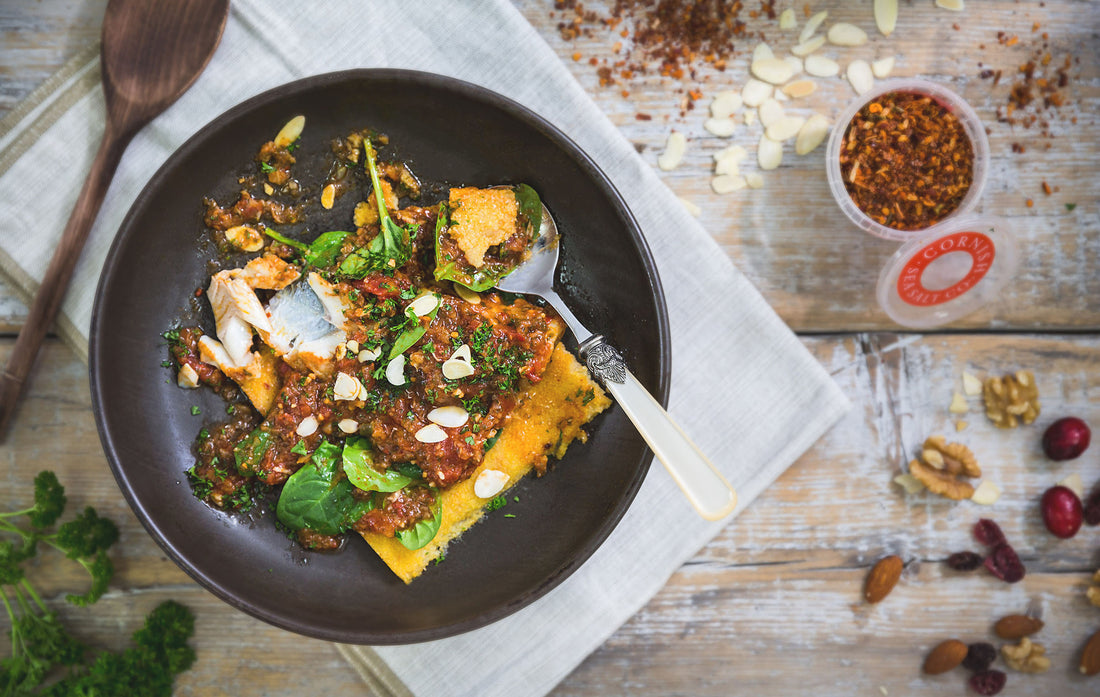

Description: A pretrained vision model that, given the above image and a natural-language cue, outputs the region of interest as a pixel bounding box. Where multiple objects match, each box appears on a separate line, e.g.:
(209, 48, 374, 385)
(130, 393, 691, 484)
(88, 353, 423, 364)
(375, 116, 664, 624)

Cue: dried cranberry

(946, 551, 984, 571)
(984, 542, 1025, 583)
(1084, 488, 1100, 526)
(973, 518, 1006, 547)
(963, 642, 997, 672)
(968, 669, 1006, 696)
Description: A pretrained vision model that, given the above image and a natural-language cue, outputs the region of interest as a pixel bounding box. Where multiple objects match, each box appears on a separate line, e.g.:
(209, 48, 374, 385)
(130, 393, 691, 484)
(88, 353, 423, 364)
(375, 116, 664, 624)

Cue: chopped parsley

(260, 161, 275, 173)
(190, 406, 201, 416)
(486, 495, 508, 511)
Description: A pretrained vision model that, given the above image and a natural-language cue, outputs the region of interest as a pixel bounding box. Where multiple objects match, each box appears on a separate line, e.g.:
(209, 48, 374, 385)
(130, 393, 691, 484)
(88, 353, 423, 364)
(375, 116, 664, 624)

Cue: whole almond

(1082, 629, 1100, 676)
(924, 639, 969, 675)
(864, 555, 903, 603)
(994, 614, 1044, 640)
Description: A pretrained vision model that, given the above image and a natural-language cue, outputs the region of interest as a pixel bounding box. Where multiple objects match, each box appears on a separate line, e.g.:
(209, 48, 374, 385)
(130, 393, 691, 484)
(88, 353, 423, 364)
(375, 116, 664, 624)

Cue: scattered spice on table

(838, 90, 975, 231)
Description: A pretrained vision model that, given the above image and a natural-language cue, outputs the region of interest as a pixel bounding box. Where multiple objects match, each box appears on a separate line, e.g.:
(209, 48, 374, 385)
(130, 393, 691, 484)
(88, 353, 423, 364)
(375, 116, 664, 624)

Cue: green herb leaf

(290, 440, 309, 456)
(395, 492, 442, 550)
(388, 294, 441, 360)
(233, 428, 272, 476)
(261, 226, 309, 254)
(342, 437, 413, 493)
(336, 140, 412, 278)
(189, 406, 201, 416)
(304, 230, 352, 267)
(1066, 203, 1077, 211)
(275, 441, 359, 535)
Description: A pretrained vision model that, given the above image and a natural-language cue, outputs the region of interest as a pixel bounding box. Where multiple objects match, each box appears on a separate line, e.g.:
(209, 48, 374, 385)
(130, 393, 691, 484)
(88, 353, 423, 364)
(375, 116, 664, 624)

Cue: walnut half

(907, 436, 981, 501)
(983, 370, 1040, 428)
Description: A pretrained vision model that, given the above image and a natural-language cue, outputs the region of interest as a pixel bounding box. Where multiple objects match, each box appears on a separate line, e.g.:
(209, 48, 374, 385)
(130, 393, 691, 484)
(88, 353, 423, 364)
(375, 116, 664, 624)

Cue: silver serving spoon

(497, 206, 738, 521)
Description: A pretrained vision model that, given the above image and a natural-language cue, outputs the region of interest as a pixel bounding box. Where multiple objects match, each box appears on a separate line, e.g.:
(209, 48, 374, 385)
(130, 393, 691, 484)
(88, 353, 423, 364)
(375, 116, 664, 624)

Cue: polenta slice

(362, 344, 611, 583)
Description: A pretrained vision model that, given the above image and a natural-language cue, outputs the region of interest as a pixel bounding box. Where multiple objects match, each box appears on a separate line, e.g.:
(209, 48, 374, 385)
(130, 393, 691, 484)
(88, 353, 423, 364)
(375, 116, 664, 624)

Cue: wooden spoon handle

(0, 128, 129, 438)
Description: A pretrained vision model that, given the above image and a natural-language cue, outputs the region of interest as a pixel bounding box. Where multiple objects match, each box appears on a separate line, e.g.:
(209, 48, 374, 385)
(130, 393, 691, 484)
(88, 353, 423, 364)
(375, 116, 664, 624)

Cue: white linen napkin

(0, 1, 849, 695)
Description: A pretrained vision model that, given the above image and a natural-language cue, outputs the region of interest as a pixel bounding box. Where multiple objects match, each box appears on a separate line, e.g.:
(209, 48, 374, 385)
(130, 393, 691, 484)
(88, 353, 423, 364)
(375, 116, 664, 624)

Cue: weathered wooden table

(2, 1, 1097, 694)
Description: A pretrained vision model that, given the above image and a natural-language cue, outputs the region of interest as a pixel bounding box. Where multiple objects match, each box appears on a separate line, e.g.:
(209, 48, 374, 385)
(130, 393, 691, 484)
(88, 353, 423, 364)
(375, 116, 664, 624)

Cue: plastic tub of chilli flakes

(826, 78, 1018, 329)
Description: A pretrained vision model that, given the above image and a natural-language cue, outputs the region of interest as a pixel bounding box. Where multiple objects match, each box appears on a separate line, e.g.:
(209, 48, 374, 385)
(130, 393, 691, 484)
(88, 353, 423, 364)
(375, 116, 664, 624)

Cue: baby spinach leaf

(304, 230, 352, 267)
(396, 491, 442, 550)
(513, 183, 542, 241)
(342, 437, 413, 493)
(233, 428, 271, 475)
(387, 294, 441, 360)
(276, 441, 357, 535)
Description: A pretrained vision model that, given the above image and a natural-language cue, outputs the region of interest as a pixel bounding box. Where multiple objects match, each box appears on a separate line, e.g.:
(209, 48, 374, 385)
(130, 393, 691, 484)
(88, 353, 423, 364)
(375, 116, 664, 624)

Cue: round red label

(896, 231, 995, 307)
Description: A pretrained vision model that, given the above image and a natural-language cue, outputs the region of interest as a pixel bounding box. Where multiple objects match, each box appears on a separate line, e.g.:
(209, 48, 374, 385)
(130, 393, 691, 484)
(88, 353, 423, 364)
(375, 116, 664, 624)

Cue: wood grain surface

(1, 1, 1099, 696)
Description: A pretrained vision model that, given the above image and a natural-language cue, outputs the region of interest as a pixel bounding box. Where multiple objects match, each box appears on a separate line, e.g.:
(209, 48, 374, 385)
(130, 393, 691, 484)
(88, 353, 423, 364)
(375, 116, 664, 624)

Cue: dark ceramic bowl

(90, 69, 669, 644)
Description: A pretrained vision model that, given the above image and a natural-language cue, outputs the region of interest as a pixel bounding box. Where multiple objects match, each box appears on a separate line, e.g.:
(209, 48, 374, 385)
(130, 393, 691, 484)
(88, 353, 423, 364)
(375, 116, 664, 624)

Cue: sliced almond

(449, 344, 472, 363)
(782, 79, 817, 99)
(414, 424, 448, 444)
(385, 354, 406, 386)
(333, 372, 366, 401)
(713, 144, 748, 165)
(955, 420, 969, 432)
(442, 358, 475, 380)
(778, 8, 797, 30)
(751, 57, 794, 85)
(296, 415, 319, 437)
(894, 473, 927, 494)
(274, 115, 305, 148)
(758, 136, 783, 171)
(224, 224, 264, 252)
(874, 0, 898, 37)
(709, 90, 743, 118)
(338, 419, 359, 434)
(741, 79, 773, 107)
(752, 42, 775, 63)
(177, 363, 200, 389)
(745, 172, 765, 189)
(657, 131, 687, 171)
(744, 109, 757, 126)
(971, 480, 1002, 505)
(758, 98, 785, 128)
(714, 155, 741, 176)
(711, 174, 747, 194)
(765, 116, 805, 143)
(799, 10, 828, 44)
(962, 371, 983, 396)
(678, 196, 701, 217)
(828, 22, 869, 47)
(804, 54, 840, 78)
(427, 405, 469, 428)
(871, 56, 896, 79)
(321, 183, 336, 210)
(795, 114, 830, 155)
(791, 35, 826, 57)
(345, 339, 360, 353)
(263, 183, 274, 196)
(406, 293, 440, 317)
(948, 391, 969, 414)
(784, 55, 803, 76)
(453, 284, 481, 304)
(703, 117, 738, 137)
(1058, 472, 1085, 499)
(847, 59, 874, 95)
(357, 347, 381, 363)
(474, 469, 510, 499)
(936, 0, 964, 10)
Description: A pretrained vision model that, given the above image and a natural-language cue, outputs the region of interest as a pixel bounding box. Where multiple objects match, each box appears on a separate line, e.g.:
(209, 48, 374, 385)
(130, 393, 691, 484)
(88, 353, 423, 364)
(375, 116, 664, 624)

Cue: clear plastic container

(825, 78, 991, 242)
(824, 79, 1016, 328)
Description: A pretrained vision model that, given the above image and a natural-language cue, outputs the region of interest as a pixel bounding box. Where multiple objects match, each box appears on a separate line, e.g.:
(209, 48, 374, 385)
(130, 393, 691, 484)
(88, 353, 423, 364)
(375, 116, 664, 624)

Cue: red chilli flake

(838, 91, 975, 231)
(969, 669, 1007, 696)
(984, 542, 1025, 583)
(973, 518, 1006, 547)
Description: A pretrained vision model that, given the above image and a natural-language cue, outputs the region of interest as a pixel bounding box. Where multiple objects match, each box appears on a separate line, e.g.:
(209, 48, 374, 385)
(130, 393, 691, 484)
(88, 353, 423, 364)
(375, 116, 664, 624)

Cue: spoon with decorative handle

(0, 0, 229, 439)
(496, 205, 738, 521)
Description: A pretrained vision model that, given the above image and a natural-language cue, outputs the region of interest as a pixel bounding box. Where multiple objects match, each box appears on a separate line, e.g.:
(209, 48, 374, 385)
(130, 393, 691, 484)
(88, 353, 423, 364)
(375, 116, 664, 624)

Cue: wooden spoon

(0, 0, 229, 438)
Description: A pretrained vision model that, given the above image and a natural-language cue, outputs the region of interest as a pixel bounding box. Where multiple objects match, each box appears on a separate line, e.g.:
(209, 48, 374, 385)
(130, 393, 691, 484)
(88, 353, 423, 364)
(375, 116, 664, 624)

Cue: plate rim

(88, 68, 671, 644)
